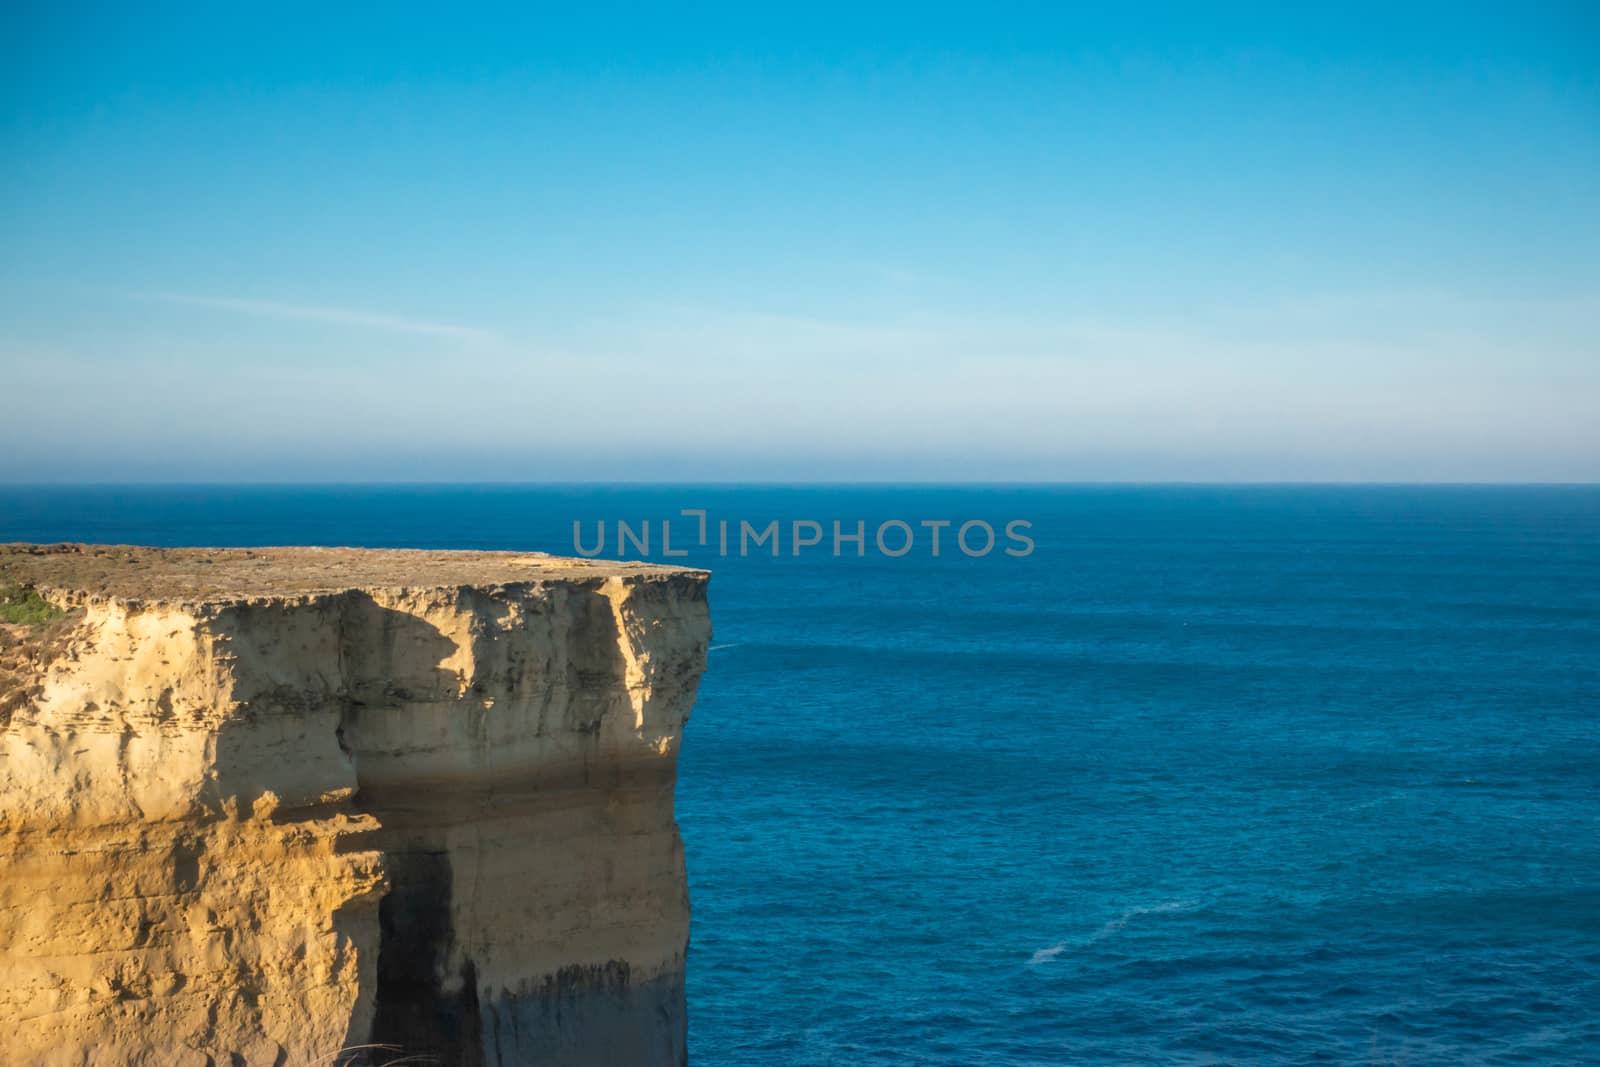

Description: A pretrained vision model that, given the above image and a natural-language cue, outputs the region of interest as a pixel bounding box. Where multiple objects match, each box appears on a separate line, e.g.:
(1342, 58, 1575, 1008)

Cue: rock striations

(0, 545, 711, 1067)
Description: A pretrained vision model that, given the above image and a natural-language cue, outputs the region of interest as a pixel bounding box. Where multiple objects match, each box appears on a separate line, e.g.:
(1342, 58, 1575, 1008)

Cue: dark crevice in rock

(368, 850, 485, 1067)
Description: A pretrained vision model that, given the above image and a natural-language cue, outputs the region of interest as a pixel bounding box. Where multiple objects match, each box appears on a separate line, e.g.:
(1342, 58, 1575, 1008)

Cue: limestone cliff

(0, 544, 711, 1067)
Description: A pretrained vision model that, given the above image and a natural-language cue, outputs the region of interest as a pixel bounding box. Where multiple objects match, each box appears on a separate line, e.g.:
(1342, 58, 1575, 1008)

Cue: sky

(2, 2, 1597, 482)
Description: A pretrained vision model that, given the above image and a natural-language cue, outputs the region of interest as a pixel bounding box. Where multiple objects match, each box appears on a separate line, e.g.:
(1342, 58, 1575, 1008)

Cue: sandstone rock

(0, 545, 710, 1066)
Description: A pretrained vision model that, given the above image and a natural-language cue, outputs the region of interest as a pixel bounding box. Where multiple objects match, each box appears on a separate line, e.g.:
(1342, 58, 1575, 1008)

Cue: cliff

(0, 544, 711, 1067)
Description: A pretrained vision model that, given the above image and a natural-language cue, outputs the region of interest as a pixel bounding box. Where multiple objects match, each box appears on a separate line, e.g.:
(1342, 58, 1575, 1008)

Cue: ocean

(3, 485, 1597, 1065)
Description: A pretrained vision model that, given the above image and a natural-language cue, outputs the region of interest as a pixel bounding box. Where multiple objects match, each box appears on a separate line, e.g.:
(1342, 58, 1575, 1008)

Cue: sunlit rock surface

(0, 545, 710, 1067)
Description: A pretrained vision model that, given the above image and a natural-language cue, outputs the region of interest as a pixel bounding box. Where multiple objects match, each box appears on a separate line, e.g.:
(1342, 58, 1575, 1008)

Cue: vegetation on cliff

(0, 584, 66, 626)
(0, 584, 80, 727)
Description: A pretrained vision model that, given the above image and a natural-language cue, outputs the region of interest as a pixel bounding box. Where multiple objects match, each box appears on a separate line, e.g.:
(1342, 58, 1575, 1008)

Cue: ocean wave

(1028, 898, 1201, 965)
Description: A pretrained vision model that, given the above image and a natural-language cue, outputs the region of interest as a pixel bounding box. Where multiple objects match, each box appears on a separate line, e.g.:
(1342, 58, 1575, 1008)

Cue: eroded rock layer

(0, 545, 710, 1067)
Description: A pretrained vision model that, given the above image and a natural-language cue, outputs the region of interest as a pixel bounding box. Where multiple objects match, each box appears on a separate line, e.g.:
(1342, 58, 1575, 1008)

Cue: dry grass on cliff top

(0, 584, 82, 727)
(0, 542, 700, 604)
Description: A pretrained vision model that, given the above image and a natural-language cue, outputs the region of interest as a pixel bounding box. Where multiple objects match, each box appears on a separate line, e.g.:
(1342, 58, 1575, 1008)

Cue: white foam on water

(1027, 898, 1200, 966)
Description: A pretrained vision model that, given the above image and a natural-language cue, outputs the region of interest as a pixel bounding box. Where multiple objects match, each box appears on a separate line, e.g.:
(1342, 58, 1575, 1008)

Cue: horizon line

(2, 480, 1597, 490)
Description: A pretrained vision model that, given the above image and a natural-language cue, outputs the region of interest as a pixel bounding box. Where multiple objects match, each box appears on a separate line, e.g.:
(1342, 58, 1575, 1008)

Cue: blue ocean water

(2, 485, 1597, 1065)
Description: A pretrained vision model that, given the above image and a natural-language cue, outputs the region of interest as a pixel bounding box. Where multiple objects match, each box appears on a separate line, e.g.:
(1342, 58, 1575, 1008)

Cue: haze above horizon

(3, 3, 1597, 483)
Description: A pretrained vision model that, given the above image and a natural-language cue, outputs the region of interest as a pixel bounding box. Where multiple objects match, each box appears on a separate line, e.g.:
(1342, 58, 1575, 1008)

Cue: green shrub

(0, 585, 66, 626)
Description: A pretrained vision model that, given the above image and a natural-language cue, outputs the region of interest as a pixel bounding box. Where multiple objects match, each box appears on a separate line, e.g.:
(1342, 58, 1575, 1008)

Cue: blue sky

(2, 2, 1596, 482)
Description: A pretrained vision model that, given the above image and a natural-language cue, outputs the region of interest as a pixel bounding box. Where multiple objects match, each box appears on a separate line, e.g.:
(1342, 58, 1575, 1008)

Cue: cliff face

(0, 545, 710, 1067)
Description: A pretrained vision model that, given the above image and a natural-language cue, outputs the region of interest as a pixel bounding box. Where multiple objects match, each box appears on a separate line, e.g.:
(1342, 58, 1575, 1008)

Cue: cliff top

(0, 544, 702, 604)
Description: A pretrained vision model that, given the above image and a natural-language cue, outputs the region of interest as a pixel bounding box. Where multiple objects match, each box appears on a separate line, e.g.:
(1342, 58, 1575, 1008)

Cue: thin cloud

(147, 292, 497, 343)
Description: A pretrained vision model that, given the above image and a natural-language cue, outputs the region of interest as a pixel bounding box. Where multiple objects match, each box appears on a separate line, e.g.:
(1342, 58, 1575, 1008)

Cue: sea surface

(3, 485, 1598, 1066)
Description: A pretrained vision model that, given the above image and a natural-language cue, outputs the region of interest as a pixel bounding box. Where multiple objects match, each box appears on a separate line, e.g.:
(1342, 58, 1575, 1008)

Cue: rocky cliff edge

(0, 544, 711, 1067)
